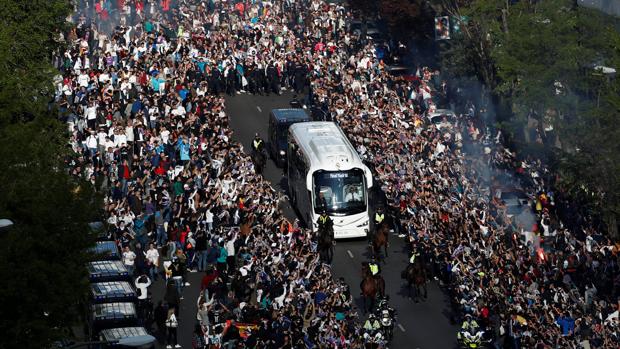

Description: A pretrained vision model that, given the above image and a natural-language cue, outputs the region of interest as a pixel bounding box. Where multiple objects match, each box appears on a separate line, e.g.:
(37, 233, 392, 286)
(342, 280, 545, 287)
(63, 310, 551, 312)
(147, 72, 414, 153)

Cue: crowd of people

(58, 0, 619, 348)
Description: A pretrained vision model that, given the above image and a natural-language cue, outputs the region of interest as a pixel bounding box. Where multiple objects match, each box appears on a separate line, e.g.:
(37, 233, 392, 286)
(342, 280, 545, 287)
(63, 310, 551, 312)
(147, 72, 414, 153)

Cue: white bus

(287, 122, 372, 238)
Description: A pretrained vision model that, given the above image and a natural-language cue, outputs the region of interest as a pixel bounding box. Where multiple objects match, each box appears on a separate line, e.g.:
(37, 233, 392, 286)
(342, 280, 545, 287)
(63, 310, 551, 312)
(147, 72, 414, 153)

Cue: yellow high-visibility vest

(319, 216, 329, 225)
(369, 263, 379, 275)
(375, 213, 385, 223)
(409, 253, 418, 264)
(253, 139, 263, 149)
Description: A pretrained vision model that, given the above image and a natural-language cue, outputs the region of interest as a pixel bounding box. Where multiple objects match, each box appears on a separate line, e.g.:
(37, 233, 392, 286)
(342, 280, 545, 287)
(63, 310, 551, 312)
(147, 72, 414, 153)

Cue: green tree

(0, 118, 101, 349)
(557, 75, 620, 238)
(0, 1, 102, 348)
(440, 0, 505, 88)
(0, 0, 72, 125)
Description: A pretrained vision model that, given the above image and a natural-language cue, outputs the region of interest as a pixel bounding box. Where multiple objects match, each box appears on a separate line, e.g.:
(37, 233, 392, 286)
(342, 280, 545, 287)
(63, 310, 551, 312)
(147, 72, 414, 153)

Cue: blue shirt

(178, 141, 190, 161)
(556, 316, 575, 335)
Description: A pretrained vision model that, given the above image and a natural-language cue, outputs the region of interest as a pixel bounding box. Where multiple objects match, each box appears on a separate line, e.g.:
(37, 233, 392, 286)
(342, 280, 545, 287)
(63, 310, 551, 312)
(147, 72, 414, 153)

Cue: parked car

(350, 20, 380, 37)
(427, 109, 457, 130)
(494, 186, 536, 234)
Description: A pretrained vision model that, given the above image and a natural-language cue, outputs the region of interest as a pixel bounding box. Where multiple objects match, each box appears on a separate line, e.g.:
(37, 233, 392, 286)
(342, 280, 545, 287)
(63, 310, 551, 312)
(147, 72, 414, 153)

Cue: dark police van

(91, 282, 138, 304)
(90, 241, 121, 261)
(268, 108, 311, 167)
(90, 302, 138, 335)
(88, 260, 131, 283)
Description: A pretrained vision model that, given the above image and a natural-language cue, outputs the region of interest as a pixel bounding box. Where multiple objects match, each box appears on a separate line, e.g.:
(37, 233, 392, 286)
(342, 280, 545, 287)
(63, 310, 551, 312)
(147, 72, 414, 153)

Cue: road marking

(256, 106, 262, 112)
(398, 324, 406, 332)
(347, 250, 354, 259)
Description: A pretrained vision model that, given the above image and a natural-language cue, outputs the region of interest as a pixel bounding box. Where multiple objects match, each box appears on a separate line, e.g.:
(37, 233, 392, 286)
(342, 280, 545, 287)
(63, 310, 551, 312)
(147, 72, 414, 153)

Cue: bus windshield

(313, 169, 366, 215)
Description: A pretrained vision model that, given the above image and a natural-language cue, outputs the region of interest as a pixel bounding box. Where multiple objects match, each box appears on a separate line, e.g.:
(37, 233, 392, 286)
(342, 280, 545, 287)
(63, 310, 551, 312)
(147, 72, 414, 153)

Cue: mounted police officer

(316, 209, 333, 235)
(368, 255, 381, 277)
(369, 206, 386, 244)
(251, 133, 264, 154)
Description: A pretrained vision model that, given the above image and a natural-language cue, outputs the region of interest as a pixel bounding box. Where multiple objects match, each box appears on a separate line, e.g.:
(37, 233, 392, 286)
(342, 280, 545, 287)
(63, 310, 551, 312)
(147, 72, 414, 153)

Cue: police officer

(363, 313, 381, 334)
(369, 206, 386, 244)
(374, 206, 386, 227)
(251, 133, 264, 154)
(368, 256, 381, 277)
(316, 209, 333, 234)
(409, 249, 420, 264)
(458, 314, 480, 342)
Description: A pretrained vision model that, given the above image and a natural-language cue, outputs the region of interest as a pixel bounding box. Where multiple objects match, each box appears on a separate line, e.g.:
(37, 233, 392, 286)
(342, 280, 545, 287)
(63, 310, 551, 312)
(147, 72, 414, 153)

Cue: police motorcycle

(375, 296, 396, 342)
(457, 314, 487, 349)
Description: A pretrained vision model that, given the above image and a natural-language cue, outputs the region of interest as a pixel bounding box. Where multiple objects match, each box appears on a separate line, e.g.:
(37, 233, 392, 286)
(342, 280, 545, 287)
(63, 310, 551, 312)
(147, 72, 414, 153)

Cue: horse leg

(408, 281, 412, 300)
(423, 283, 428, 300)
(384, 242, 388, 259)
(328, 245, 334, 264)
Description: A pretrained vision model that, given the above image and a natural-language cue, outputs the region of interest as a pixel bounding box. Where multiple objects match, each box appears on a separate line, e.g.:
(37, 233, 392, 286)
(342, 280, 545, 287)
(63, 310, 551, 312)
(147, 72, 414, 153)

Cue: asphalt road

(224, 90, 459, 349)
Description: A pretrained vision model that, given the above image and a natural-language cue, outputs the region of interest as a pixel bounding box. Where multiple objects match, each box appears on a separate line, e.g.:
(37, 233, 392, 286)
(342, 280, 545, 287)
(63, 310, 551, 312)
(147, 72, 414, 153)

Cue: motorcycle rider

(458, 314, 481, 342)
(376, 295, 396, 342)
(363, 313, 382, 335)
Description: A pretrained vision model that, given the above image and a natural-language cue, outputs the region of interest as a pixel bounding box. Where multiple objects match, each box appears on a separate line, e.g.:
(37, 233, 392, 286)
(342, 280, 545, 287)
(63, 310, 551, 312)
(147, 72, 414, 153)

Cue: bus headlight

(279, 150, 286, 156)
(357, 220, 369, 227)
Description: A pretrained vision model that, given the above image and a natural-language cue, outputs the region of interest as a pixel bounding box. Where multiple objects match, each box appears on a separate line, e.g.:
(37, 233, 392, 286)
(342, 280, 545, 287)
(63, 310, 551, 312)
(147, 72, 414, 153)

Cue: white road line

(256, 106, 262, 112)
(398, 324, 406, 332)
(347, 250, 354, 259)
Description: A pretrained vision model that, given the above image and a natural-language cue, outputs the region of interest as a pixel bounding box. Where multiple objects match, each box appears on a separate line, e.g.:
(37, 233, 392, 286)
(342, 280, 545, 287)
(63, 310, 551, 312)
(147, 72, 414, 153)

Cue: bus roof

(271, 108, 310, 123)
(289, 121, 363, 172)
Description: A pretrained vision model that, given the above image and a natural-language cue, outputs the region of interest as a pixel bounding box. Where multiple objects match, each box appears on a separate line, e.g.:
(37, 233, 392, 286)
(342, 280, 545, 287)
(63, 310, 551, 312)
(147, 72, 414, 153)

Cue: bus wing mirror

(364, 166, 373, 188)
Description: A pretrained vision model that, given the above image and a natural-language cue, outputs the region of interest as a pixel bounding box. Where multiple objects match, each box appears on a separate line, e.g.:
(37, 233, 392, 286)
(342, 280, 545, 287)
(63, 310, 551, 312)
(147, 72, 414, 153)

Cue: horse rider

(316, 209, 333, 235)
(409, 242, 422, 264)
(360, 256, 381, 294)
(251, 132, 264, 155)
(370, 206, 386, 244)
(368, 255, 381, 277)
(409, 250, 420, 264)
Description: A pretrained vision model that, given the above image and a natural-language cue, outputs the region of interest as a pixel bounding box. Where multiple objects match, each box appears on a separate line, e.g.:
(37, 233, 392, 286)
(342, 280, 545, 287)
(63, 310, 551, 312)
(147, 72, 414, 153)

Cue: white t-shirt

(161, 129, 170, 144)
(145, 248, 159, 265)
(123, 250, 136, 266)
(78, 73, 90, 88)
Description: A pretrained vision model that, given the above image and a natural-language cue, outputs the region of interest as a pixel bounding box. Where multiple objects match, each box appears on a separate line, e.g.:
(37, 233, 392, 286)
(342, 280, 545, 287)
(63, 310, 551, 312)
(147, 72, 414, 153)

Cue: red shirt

(201, 271, 219, 290)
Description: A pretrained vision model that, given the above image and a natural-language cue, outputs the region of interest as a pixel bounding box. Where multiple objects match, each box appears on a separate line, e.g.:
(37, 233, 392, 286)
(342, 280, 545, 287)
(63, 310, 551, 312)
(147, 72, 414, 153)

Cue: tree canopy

(440, 0, 620, 237)
(0, 1, 101, 348)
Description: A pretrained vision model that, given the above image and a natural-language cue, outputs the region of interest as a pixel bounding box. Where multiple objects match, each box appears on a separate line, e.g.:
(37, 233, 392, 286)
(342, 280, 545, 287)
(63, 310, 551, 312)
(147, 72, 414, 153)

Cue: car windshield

(313, 169, 366, 215)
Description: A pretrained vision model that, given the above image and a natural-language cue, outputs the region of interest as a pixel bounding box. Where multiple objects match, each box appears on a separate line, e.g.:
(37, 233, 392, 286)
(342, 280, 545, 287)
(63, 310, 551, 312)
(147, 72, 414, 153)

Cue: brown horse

(403, 259, 428, 303)
(317, 227, 334, 264)
(361, 263, 385, 313)
(251, 150, 266, 175)
(372, 222, 389, 261)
